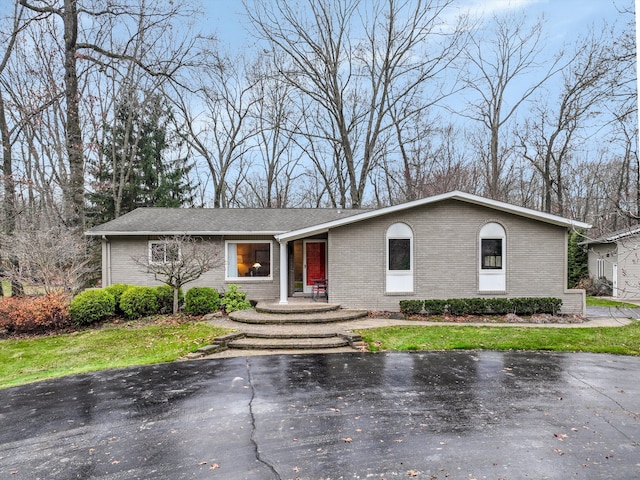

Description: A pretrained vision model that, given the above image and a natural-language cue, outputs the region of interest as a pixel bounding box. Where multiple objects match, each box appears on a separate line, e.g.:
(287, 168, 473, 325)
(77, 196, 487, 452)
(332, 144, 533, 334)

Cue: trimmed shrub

(510, 298, 534, 315)
(446, 298, 470, 316)
(485, 298, 512, 315)
(155, 285, 184, 314)
(399, 300, 423, 315)
(184, 287, 220, 315)
(0, 293, 71, 334)
(119, 286, 159, 319)
(104, 284, 130, 315)
(535, 297, 563, 315)
(220, 284, 252, 313)
(423, 299, 447, 315)
(69, 289, 116, 326)
(408, 297, 564, 317)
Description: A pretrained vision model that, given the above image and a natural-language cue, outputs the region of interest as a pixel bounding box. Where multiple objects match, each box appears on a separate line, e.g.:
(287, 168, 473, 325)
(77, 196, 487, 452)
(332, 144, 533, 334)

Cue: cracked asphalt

(1, 351, 639, 479)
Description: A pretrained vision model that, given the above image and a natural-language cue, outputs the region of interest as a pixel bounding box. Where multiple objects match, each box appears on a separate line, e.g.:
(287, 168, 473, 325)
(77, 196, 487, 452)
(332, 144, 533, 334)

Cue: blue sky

(203, 0, 630, 51)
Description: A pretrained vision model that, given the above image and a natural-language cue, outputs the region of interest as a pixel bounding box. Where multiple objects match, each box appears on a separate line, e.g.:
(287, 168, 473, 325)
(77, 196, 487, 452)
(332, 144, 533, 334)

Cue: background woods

(0, 0, 636, 292)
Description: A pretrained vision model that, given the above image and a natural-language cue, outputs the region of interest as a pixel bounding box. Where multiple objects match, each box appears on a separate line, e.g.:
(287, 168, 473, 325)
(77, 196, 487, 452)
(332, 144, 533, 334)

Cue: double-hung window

(226, 241, 272, 279)
(149, 241, 180, 264)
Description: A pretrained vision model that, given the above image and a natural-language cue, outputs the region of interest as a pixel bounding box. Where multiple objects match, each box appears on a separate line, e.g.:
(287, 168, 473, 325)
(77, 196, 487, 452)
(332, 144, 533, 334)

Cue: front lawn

(356, 322, 640, 356)
(0, 320, 230, 389)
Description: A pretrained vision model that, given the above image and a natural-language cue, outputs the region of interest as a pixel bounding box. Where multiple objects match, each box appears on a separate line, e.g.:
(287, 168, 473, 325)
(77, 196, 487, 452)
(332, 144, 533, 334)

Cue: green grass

(0, 322, 231, 389)
(586, 296, 639, 308)
(356, 322, 640, 356)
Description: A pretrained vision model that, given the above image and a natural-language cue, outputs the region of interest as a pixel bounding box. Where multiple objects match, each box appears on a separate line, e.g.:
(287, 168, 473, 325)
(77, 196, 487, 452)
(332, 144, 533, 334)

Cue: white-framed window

(479, 222, 506, 292)
(596, 258, 605, 278)
(386, 222, 413, 293)
(226, 240, 273, 280)
(149, 240, 180, 264)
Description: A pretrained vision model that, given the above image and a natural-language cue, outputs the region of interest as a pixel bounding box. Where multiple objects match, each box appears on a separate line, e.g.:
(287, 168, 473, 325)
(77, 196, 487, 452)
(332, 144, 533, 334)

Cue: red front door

(305, 241, 326, 289)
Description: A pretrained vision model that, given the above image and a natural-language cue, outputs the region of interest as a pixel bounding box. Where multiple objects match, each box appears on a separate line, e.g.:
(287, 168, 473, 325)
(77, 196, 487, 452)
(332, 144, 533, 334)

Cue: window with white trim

(386, 222, 413, 293)
(149, 241, 180, 264)
(479, 222, 506, 292)
(481, 238, 503, 269)
(596, 258, 605, 278)
(226, 240, 272, 279)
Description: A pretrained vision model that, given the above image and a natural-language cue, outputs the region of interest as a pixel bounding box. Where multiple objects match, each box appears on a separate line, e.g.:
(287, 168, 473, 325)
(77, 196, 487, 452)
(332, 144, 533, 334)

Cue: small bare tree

(132, 235, 222, 314)
(2, 225, 93, 295)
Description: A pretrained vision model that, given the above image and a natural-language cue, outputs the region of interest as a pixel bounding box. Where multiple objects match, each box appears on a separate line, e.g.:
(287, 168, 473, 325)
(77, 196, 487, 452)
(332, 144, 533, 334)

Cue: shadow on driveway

(1, 351, 639, 479)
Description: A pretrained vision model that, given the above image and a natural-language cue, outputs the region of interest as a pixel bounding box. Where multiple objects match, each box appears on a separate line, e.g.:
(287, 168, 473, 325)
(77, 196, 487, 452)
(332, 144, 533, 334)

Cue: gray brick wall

(104, 235, 279, 301)
(101, 199, 585, 314)
(327, 199, 584, 314)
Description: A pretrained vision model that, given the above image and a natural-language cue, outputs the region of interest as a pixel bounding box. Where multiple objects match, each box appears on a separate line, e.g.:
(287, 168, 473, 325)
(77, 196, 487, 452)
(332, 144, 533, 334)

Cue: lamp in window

(251, 262, 261, 276)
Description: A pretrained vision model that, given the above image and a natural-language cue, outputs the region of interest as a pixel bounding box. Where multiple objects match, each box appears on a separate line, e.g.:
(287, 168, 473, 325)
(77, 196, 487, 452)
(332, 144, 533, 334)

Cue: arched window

(386, 223, 413, 292)
(479, 222, 506, 292)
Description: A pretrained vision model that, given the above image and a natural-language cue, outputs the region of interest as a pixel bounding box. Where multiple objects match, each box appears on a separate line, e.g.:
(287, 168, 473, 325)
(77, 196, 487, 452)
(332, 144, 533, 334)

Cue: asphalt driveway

(1, 351, 639, 479)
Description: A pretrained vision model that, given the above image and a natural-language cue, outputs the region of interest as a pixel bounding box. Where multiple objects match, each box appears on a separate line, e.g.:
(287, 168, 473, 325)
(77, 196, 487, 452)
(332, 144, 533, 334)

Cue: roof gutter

(86, 230, 284, 237)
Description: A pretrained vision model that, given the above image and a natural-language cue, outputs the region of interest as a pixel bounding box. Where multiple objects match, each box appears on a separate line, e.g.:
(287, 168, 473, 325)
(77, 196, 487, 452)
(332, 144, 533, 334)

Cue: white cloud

(462, 0, 547, 18)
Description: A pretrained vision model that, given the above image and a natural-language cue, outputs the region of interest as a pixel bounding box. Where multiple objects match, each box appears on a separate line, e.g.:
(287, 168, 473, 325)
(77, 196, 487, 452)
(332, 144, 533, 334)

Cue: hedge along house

(582, 225, 640, 298)
(85, 191, 591, 315)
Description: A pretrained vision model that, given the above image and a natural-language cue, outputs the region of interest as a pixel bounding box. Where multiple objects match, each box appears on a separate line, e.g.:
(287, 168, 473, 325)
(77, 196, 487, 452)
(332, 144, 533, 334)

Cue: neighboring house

(583, 225, 640, 299)
(85, 191, 590, 314)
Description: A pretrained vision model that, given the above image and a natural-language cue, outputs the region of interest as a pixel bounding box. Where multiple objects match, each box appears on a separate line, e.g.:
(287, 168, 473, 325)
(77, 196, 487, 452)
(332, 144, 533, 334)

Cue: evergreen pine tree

(87, 94, 195, 226)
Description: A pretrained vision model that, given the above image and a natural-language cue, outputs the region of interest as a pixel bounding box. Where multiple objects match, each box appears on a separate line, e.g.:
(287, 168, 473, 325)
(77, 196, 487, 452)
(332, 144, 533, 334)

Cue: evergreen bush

(104, 283, 130, 315)
(423, 299, 447, 315)
(184, 287, 220, 315)
(155, 285, 184, 314)
(400, 297, 563, 317)
(119, 286, 158, 319)
(399, 300, 423, 315)
(69, 289, 115, 326)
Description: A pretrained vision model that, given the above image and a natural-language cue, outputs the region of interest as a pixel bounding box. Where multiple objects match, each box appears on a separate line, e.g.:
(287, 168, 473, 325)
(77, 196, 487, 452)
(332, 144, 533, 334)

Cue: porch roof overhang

(275, 190, 592, 243)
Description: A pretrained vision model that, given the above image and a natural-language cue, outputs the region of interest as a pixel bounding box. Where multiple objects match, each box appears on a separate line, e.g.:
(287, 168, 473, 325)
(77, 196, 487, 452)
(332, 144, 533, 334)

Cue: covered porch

(277, 235, 328, 304)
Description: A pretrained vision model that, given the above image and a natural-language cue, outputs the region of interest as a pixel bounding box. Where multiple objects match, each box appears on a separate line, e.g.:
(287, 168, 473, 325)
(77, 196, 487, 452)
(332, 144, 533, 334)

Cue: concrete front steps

(227, 332, 358, 350)
(229, 301, 368, 325)
(186, 300, 369, 358)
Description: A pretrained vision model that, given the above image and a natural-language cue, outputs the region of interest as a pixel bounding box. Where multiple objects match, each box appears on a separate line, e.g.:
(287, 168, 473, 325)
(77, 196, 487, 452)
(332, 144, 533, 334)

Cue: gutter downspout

(102, 235, 111, 287)
(278, 240, 288, 304)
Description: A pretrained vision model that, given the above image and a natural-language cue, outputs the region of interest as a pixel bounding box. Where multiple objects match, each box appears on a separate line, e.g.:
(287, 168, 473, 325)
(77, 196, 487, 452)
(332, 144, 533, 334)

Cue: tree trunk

(173, 286, 180, 314)
(63, 0, 85, 232)
(0, 90, 24, 297)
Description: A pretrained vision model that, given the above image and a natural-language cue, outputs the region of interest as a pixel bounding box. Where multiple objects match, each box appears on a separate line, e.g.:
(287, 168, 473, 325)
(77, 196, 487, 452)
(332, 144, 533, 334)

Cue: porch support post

(279, 240, 288, 304)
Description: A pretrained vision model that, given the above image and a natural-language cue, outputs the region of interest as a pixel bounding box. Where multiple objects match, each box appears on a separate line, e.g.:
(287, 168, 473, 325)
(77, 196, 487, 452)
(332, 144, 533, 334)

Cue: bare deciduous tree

(174, 50, 259, 208)
(516, 28, 612, 215)
(461, 11, 563, 200)
(2, 224, 93, 294)
(132, 235, 222, 314)
(247, 0, 467, 207)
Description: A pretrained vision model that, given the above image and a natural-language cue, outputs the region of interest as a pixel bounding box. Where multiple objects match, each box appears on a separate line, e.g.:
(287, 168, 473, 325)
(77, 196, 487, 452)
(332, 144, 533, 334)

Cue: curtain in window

(227, 243, 238, 277)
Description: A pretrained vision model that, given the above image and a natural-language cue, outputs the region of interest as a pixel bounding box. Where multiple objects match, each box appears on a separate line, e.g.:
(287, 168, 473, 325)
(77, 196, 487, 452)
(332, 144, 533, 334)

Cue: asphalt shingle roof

(85, 207, 367, 236)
